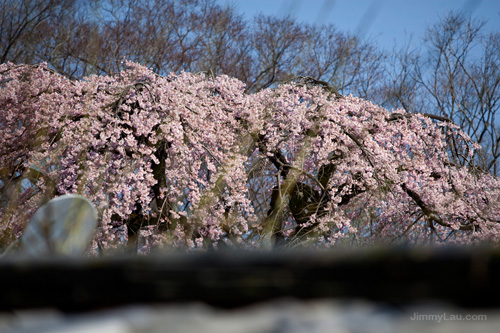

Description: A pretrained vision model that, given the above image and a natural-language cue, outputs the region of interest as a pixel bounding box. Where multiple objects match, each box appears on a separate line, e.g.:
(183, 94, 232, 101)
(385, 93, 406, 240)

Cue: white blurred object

(1, 300, 499, 333)
(20, 195, 98, 256)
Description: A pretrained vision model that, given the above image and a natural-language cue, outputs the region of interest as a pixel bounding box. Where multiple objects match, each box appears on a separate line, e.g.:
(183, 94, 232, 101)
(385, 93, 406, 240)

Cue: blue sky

(216, 0, 500, 50)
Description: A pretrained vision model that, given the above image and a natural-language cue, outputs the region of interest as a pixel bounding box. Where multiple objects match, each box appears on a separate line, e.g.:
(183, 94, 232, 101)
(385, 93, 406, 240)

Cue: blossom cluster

(1, 62, 499, 251)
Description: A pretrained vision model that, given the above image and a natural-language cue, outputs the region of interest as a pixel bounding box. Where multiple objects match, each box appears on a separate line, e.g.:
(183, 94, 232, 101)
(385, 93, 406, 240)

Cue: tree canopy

(2, 1, 499, 175)
(1, 62, 499, 252)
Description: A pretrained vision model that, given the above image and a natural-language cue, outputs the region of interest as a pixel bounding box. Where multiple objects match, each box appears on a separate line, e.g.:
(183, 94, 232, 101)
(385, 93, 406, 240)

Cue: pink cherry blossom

(1, 62, 499, 252)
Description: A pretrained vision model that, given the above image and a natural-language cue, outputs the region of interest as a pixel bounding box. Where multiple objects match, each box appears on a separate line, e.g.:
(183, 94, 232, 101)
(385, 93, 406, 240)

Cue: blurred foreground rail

(1, 247, 499, 311)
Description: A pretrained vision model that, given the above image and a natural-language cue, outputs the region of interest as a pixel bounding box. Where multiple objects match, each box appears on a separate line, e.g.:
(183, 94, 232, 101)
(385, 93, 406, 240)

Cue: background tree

(0, 0, 386, 95)
(383, 12, 500, 174)
(0, 0, 73, 63)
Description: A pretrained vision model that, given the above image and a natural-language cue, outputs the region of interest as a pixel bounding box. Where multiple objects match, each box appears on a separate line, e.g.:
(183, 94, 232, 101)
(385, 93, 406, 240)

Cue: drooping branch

(256, 134, 291, 178)
(387, 112, 453, 123)
(401, 183, 474, 231)
(292, 76, 342, 99)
